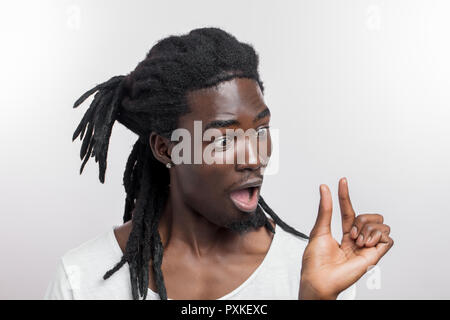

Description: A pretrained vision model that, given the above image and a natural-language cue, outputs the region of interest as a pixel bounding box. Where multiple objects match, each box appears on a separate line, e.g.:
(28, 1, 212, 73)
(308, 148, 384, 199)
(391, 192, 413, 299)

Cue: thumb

(310, 184, 333, 238)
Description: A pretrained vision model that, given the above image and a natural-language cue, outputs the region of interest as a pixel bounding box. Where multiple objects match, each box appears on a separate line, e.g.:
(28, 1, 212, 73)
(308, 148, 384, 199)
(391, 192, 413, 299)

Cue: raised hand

(298, 178, 394, 300)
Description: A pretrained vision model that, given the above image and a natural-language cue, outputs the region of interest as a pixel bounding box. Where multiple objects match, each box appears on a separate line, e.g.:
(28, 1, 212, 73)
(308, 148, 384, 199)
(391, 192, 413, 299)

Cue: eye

(213, 135, 233, 150)
(257, 126, 270, 138)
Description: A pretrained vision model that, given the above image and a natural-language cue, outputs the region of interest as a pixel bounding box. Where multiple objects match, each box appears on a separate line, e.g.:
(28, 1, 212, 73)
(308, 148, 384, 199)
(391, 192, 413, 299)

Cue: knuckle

(359, 213, 384, 224)
(356, 215, 367, 225)
(364, 224, 374, 233)
(338, 193, 347, 201)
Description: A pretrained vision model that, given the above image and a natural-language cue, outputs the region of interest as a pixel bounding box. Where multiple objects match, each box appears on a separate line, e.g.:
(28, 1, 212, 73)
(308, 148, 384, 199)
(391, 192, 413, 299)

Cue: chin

(223, 206, 266, 234)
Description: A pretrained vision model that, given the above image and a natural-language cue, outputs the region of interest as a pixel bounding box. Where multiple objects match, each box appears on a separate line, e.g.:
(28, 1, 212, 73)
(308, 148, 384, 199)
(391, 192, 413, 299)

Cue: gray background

(1, 0, 449, 299)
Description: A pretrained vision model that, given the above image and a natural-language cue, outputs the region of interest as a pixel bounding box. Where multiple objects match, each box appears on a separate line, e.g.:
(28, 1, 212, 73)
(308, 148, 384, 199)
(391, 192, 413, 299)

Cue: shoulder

(112, 221, 132, 254)
(46, 228, 128, 299)
(61, 228, 120, 269)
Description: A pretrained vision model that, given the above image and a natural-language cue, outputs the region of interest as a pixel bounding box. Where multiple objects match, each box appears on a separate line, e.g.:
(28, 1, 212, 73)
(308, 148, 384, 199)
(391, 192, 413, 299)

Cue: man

(45, 27, 393, 300)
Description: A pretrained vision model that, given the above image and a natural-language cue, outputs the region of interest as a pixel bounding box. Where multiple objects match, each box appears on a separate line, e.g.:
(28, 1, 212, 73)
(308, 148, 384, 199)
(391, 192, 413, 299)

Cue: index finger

(338, 177, 356, 234)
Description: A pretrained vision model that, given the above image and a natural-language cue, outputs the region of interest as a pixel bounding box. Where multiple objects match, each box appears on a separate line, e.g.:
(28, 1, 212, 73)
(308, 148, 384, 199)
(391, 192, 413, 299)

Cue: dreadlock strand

(95, 79, 126, 183)
(103, 256, 127, 280)
(123, 146, 152, 299)
(123, 139, 141, 194)
(123, 158, 143, 223)
(149, 185, 168, 300)
(137, 150, 169, 300)
(258, 196, 309, 240)
(151, 231, 167, 300)
(79, 140, 95, 175)
(122, 140, 141, 222)
(72, 90, 104, 142)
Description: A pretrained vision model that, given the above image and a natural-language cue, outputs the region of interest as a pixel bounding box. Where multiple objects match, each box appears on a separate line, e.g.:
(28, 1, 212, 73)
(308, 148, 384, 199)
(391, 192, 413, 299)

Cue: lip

(228, 177, 263, 193)
(228, 177, 262, 213)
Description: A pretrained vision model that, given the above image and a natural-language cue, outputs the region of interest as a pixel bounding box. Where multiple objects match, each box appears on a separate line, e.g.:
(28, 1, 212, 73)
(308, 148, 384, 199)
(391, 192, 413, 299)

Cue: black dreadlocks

(72, 27, 309, 300)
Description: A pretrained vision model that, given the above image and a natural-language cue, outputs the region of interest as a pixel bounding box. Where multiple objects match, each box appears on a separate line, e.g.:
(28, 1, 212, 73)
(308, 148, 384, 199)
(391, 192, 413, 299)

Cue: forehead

(184, 78, 265, 121)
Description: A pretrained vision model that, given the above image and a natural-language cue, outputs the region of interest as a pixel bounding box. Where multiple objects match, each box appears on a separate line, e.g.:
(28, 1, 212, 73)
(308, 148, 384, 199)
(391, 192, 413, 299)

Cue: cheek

(176, 165, 206, 197)
(175, 165, 237, 226)
(172, 163, 251, 226)
(175, 165, 228, 210)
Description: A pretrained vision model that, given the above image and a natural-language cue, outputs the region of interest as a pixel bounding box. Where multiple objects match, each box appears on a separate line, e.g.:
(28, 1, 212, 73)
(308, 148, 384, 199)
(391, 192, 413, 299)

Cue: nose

(235, 134, 265, 171)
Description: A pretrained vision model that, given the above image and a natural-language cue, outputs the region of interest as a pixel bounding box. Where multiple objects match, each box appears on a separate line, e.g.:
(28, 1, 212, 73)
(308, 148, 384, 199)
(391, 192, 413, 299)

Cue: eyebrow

(254, 107, 271, 122)
(203, 107, 271, 132)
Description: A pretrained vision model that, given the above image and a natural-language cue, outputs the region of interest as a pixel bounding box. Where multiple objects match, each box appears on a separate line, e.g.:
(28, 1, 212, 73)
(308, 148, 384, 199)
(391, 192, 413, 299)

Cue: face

(167, 77, 272, 233)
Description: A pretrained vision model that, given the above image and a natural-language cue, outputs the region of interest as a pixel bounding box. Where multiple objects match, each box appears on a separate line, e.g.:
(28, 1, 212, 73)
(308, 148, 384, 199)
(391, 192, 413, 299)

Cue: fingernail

(367, 236, 372, 243)
(351, 226, 357, 238)
(358, 234, 364, 244)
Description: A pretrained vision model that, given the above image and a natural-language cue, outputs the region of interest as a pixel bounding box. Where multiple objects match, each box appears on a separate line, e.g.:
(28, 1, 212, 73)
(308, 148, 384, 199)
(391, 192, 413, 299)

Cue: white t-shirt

(44, 223, 355, 300)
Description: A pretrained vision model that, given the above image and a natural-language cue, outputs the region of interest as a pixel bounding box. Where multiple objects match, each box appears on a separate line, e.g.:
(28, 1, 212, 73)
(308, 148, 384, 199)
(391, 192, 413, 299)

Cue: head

(72, 27, 308, 300)
(152, 77, 273, 234)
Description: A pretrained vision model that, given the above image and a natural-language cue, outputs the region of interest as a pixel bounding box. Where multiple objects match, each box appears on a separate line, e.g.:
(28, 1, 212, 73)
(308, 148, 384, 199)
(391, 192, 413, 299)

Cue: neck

(158, 191, 248, 258)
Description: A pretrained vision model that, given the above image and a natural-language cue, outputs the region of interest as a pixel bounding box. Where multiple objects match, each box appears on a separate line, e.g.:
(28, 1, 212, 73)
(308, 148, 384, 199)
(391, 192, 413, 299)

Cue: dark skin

(114, 78, 394, 299)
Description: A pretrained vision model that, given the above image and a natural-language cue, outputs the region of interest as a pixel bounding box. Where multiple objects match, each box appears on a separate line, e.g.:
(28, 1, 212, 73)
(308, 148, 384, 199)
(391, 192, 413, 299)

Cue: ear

(149, 132, 172, 165)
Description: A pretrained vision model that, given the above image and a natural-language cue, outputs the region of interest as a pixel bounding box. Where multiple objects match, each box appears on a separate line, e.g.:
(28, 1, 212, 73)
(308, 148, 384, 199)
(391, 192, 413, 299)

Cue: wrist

(299, 278, 338, 300)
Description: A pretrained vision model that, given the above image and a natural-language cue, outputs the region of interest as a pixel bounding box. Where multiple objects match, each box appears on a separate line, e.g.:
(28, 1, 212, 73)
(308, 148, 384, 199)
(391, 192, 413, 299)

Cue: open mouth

(229, 186, 260, 213)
